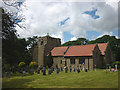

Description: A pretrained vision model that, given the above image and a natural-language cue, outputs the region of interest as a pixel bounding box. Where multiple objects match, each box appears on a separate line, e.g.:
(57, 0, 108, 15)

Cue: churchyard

(2, 69, 118, 88)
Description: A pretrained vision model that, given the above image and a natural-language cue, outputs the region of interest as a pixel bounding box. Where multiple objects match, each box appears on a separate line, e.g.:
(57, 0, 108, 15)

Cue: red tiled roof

(98, 43, 107, 55)
(50, 43, 108, 57)
(51, 46, 68, 56)
(64, 44, 96, 57)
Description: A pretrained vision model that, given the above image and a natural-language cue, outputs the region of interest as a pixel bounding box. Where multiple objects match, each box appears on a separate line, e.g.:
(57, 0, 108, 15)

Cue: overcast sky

(2, 0, 119, 43)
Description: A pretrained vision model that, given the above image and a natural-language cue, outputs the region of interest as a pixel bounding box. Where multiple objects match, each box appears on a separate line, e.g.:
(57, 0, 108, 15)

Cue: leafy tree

(2, 7, 27, 68)
(26, 36, 38, 64)
(111, 61, 120, 69)
(88, 35, 120, 61)
(62, 35, 120, 61)
(62, 38, 89, 46)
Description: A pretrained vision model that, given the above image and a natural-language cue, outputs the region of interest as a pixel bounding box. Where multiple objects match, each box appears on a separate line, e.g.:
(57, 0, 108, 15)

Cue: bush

(29, 62, 38, 68)
(111, 61, 120, 69)
(18, 62, 25, 67)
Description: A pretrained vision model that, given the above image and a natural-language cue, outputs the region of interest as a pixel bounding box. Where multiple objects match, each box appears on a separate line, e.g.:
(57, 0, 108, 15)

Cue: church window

(79, 58, 85, 64)
(60, 60, 62, 64)
(70, 58, 75, 64)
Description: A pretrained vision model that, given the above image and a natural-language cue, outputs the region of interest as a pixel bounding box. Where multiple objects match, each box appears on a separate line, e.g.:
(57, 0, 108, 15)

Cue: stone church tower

(33, 35, 61, 66)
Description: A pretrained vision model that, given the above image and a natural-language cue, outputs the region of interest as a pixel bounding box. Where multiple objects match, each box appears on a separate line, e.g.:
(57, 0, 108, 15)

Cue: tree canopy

(62, 35, 120, 61)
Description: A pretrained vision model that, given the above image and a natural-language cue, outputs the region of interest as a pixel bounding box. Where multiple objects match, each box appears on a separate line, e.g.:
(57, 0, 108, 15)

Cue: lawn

(2, 69, 118, 88)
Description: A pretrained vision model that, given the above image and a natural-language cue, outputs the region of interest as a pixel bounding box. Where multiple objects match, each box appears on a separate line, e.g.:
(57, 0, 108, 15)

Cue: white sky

(1, 0, 119, 43)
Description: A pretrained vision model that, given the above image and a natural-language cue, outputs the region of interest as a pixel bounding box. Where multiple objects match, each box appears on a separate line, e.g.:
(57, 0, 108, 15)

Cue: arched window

(70, 58, 75, 64)
(60, 60, 62, 64)
(40, 40, 44, 45)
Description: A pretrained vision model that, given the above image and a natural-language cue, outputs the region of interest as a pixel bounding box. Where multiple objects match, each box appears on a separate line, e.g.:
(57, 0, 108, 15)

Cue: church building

(33, 35, 114, 70)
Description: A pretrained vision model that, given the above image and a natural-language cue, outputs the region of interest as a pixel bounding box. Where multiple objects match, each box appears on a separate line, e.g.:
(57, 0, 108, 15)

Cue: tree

(2, 7, 27, 67)
(25, 36, 38, 64)
(62, 35, 120, 61)
(88, 35, 120, 61)
(62, 38, 89, 46)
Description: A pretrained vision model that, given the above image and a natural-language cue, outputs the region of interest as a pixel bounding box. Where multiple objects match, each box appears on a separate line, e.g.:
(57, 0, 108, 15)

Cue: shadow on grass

(2, 77, 33, 88)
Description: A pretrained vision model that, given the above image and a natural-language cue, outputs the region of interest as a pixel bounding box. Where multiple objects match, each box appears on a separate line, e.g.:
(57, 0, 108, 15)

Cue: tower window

(40, 41, 44, 45)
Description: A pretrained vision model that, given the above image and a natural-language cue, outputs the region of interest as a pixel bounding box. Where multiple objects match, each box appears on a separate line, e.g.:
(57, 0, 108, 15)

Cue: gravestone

(64, 66, 68, 73)
(37, 70, 40, 74)
(115, 64, 118, 71)
(48, 68, 51, 75)
(56, 69, 59, 74)
(85, 68, 87, 72)
(60, 67, 63, 71)
(77, 66, 80, 73)
(73, 65, 75, 72)
(43, 67, 46, 75)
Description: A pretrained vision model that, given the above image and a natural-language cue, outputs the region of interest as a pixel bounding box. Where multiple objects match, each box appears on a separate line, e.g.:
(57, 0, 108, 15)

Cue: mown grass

(2, 69, 118, 88)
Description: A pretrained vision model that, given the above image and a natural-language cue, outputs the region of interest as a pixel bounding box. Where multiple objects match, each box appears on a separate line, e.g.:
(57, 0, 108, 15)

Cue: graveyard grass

(2, 69, 118, 88)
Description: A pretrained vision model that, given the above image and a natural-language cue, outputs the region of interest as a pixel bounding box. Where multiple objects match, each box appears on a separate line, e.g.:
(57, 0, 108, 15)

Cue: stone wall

(92, 44, 103, 68)
(104, 43, 114, 65)
(33, 35, 61, 66)
(33, 45, 38, 62)
(53, 56, 94, 70)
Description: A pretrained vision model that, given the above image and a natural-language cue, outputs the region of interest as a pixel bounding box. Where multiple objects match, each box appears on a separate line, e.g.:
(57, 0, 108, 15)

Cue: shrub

(111, 61, 120, 69)
(29, 62, 38, 68)
(18, 62, 25, 68)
